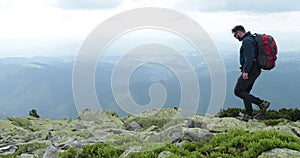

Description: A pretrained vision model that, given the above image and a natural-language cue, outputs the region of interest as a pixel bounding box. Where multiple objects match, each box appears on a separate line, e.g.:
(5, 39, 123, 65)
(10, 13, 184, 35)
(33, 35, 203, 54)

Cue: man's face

(233, 31, 243, 41)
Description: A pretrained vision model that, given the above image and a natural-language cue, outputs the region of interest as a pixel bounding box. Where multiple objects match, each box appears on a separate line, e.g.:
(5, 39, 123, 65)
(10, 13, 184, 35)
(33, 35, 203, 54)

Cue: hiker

(232, 25, 270, 121)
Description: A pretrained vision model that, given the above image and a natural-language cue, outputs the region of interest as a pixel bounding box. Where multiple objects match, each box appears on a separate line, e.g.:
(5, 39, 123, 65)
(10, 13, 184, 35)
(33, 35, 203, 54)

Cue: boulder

(55, 138, 78, 150)
(0, 145, 18, 155)
(265, 125, 300, 138)
(183, 128, 213, 142)
(193, 116, 267, 133)
(16, 153, 35, 158)
(17, 140, 52, 155)
(126, 121, 141, 132)
(119, 146, 142, 158)
(157, 150, 174, 158)
(43, 146, 59, 158)
(144, 125, 159, 132)
(124, 108, 184, 130)
(258, 148, 300, 158)
(136, 108, 181, 118)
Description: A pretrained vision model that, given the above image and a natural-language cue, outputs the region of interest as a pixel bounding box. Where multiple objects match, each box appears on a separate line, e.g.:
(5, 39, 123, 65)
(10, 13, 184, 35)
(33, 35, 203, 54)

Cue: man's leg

(243, 81, 255, 115)
(234, 70, 263, 112)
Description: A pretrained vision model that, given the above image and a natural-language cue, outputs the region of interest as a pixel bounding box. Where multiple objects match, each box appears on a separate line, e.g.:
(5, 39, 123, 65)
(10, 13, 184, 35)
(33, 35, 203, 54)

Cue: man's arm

(242, 39, 255, 79)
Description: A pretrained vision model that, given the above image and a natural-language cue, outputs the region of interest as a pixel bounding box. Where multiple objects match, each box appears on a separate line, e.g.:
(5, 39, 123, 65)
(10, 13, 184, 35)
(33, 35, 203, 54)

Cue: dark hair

(232, 25, 246, 33)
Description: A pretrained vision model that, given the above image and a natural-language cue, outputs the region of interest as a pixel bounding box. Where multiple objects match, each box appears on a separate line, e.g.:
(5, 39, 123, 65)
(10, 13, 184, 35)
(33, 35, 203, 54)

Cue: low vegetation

(217, 108, 300, 126)
(60, 129, 300, 158)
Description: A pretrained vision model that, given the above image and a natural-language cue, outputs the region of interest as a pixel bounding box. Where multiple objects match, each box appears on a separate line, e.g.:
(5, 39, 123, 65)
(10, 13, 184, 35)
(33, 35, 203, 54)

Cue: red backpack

(253, 33, 278, 70)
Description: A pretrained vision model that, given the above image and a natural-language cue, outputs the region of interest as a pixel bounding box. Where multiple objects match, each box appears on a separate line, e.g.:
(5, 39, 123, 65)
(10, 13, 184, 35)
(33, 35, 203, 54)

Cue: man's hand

(242, 72, 249, 80)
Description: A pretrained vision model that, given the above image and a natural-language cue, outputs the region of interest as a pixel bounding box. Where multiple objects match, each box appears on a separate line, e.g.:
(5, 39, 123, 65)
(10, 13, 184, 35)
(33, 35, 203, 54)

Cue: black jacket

(239, 31, 259, 73)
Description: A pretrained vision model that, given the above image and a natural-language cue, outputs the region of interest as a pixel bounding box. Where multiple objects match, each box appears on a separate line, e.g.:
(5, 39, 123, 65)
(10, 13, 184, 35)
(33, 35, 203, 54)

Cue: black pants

(234, 67, 263, 115)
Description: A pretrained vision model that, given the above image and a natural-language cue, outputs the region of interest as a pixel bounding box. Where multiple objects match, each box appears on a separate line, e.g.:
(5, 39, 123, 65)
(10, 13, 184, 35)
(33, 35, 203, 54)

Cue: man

(232, 25, 270, 121)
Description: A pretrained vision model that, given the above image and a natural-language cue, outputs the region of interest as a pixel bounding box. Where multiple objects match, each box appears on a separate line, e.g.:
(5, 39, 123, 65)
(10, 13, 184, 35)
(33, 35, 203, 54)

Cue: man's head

(232, 25, 246, 41)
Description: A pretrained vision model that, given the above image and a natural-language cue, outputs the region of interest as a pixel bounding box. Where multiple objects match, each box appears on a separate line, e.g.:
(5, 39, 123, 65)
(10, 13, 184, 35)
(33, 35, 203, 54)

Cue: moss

(7, 116, 32, 129)
(263, 119, 288, 126)
(124, 108, 181, 130)
(105, 134, 169, 151)
(0, 120, 17, 129)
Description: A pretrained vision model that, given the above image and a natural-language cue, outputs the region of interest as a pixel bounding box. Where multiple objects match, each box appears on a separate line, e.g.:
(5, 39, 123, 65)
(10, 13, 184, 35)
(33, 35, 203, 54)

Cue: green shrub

(263, 119, 287, 126)
(79, 142, 122, 158)
(217, 108, 244, 117)
(29, 109, 40, 118)
(218, 108, 300, 122)
(60, 147, 79, 158)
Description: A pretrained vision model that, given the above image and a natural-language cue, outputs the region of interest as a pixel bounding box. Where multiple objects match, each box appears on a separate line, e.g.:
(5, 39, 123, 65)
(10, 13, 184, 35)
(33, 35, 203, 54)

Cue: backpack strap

(252, 33, 259, 58)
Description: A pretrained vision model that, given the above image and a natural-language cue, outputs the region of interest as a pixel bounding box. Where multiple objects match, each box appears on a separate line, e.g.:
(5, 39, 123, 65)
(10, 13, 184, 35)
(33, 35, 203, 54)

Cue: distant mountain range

(0, 52, 299, 119)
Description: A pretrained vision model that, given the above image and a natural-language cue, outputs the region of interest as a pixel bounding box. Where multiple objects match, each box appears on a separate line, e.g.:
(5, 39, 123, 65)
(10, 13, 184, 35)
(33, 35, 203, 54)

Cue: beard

(238, 36, 242, 41)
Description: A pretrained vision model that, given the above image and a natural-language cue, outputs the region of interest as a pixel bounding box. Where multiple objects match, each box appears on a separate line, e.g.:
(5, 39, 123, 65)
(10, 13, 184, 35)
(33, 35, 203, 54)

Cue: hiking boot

(254, 101, 270, 119)
(242, 114, 253, 121)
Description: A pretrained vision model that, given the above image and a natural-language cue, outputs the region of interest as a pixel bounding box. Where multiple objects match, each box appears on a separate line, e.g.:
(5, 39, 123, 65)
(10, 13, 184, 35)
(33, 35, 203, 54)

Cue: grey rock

(185, 118, 205, 128)
(157, 150, 174, 158)
(0, 145, 18, 154)
(42, 146, 59, 158)
(127, 121, 142, 132)
(135, 108, 181, 118)
(291, 121, 300, 128)
(78, 109, 123, 129)
(144, 125, 159, 132)
(16, 153, 35, 158)
(150, 125, 183, 143)
(265, 125, 300, 139)
(56, 138, 78, 150)
(119, 146, 142, 158)
(258, 148, 300, 158)
(183, 128, 213, 142)
(169, 129, 183, 143)
(175, 140, 189, 148)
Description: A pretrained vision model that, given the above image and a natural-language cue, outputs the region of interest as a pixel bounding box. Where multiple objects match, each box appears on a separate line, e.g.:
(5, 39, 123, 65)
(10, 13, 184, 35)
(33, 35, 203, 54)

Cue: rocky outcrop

(258, 148, 300, 158)
(42, 146, 59, 158)
(0, 108, 299, 157)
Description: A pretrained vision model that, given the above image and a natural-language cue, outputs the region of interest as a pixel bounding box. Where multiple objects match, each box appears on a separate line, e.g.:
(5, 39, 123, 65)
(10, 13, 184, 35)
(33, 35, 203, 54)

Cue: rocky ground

(0, 108, 300, 158)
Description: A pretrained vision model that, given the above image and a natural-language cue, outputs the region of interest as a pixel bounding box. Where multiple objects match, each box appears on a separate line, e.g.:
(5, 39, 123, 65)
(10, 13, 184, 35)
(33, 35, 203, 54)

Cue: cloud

(53, 0, 122, 10)
(171, 0, 300, 12)
(40, 0, 300, 12)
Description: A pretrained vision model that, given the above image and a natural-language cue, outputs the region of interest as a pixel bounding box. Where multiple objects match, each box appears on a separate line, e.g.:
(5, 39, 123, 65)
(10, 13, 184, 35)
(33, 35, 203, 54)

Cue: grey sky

(48, 0, 300, 12)
(172, 0, 300, 12)
(0, 0, 299, 57)
(53, 0, 122, 10)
